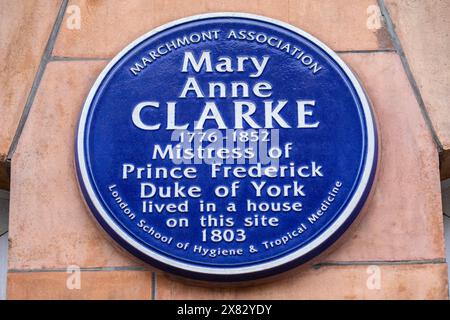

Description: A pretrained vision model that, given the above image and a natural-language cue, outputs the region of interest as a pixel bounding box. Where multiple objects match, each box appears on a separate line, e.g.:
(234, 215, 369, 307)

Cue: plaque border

(75, 12, 378, 281)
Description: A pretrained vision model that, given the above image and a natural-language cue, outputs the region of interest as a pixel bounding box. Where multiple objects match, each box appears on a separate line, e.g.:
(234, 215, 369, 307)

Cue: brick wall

(1, 0, 449, 299)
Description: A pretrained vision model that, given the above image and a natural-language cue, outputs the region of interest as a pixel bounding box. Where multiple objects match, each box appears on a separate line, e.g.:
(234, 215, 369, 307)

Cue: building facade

(0, 0, 449, 299)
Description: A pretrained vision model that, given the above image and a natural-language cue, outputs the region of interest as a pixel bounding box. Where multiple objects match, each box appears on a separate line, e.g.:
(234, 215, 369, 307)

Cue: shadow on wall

(0, 190, 9, 300)
(441, 179, 450, 298)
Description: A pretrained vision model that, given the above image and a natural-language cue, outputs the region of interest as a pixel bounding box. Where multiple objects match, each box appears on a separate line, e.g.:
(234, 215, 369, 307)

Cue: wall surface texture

(1, 0, 449, 299)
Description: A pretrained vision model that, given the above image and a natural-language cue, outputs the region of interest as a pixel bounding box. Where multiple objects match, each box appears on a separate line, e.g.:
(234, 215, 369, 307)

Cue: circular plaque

(76, 13, 378, 281)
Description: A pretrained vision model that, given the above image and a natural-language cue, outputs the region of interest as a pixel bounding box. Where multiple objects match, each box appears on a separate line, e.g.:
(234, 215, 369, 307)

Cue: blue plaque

(75, 13, 378, 281)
